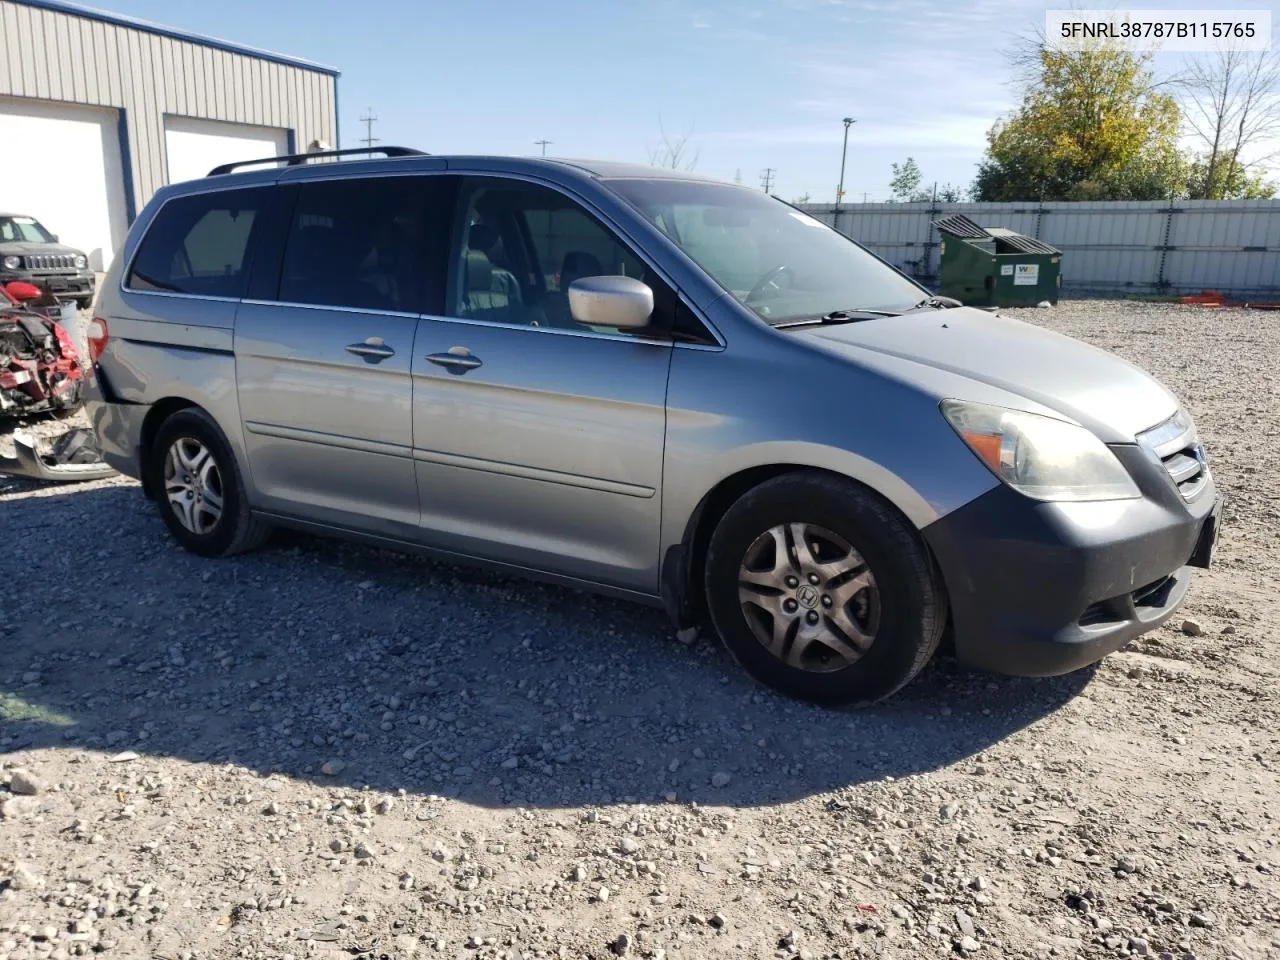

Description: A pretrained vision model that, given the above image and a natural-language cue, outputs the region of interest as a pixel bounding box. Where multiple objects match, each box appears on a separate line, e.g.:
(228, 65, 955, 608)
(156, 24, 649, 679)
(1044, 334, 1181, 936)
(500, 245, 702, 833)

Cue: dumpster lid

(932, 213, 988, 240)
(932, 214, 1060, 255)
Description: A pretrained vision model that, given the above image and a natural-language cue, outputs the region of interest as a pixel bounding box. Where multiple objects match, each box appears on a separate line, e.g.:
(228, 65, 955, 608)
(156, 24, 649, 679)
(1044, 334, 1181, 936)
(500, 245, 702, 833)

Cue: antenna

(359, 108, 380, 151)
(535, 139, 553, 157)
(760, 167, 776, 194)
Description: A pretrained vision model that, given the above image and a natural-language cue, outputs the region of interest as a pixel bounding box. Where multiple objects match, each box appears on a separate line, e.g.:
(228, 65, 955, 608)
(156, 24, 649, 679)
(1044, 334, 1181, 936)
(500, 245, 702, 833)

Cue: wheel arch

(137, 397, 202, 499)
(660, 461, 948, 635)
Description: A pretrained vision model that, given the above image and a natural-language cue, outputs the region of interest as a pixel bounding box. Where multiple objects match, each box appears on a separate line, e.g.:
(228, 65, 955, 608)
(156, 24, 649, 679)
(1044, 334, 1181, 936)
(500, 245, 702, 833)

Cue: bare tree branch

(647, 117, 700, 172)
(1172, 45, 1280, 197)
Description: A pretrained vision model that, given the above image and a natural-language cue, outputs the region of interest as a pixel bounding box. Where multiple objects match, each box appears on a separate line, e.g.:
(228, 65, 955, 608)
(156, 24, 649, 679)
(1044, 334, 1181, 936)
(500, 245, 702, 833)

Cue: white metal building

(0, 0, 339, 271)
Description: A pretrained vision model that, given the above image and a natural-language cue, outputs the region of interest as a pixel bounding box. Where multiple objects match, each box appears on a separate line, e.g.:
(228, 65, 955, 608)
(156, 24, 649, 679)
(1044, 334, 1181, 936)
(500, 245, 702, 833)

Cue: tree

(647, 118, 700, 171)
(972, 42, 1187, 201)
(888, 159, 966, 203)
(1176, 49, 1280, 199)
(889, 157, 924, 201)
(792, 192, 812, 204)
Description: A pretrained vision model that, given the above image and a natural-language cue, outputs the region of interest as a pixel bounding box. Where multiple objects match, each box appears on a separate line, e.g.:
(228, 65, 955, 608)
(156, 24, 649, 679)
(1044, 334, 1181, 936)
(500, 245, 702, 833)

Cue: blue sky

(100, 0, 1279, 201)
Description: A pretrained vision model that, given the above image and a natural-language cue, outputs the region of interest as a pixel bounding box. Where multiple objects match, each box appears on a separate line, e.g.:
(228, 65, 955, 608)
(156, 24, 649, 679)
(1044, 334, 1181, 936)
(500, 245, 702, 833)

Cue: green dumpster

(933, 214, 1062, 307)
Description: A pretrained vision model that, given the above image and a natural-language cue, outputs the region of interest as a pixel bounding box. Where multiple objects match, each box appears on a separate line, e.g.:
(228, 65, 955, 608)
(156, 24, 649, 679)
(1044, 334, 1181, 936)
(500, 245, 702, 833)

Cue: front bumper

(0, 429, 116, 482)
(922, 453, 1220, 677)
(1, 269, 95, 298)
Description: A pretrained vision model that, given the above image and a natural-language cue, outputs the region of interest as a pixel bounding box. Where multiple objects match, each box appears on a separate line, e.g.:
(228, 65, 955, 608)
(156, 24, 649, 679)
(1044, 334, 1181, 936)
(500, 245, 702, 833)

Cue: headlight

(941, 399, 1141, 502)
(74, 255, 88, 269)
(2, 255, 20, 270)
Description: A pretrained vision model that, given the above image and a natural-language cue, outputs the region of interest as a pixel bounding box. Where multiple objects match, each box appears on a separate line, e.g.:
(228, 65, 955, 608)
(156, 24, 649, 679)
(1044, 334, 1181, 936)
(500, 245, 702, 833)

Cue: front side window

(278, 177, 436, 313)
(0, 216, 56, 244)
(126, 188, 265, 298)
(605, 178, 927, 325)
(447, 179, 659, 335)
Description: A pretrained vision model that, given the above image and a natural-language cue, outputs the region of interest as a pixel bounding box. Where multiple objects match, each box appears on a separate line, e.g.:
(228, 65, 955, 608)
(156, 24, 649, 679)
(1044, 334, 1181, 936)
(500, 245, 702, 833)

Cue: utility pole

(760, 168, 776, 194)
(359, 109, 379, 151)
(835, 116, 855, 230)
(535, 139, 552, 157)
(734, 168, 742, 184)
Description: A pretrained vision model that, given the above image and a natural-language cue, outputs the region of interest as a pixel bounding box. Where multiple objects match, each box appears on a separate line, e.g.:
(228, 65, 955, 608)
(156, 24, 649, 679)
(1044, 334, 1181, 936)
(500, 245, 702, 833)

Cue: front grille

(1157, 443, 1208, 500)
(23, 254, 77, 272)
(1137, 409, 1210, 501)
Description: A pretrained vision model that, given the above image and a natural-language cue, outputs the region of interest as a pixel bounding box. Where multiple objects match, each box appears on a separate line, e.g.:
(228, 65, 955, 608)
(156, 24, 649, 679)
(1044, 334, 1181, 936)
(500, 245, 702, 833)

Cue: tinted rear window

(126, 188, 267, 298)
(278, 177, 436, 312)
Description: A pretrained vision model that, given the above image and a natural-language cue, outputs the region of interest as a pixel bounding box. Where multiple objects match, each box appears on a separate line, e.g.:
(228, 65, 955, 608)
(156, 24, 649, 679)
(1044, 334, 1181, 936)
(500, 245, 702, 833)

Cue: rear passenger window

(126, 188, 265, 298)
(278, 177, 432, 313)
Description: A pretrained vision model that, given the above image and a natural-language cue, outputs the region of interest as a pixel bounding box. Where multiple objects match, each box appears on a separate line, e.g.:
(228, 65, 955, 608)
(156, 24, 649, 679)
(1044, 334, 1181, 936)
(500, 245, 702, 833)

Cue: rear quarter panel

(86, 277, 245, 489)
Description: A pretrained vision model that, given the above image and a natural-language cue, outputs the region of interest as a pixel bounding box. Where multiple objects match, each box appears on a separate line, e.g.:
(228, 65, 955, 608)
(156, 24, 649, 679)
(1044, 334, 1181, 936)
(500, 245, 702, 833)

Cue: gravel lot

(2, 300, 1278, 960)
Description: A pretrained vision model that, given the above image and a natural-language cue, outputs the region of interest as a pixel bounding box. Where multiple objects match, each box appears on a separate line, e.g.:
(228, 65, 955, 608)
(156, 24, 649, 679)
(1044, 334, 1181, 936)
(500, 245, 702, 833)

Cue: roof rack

(207, 146, 428, 177)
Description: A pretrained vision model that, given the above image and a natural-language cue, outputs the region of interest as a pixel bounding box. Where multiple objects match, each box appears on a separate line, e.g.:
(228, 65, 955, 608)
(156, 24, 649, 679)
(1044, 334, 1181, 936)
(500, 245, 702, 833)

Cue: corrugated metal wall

(800, 200, 1280, 298)
(0, 0, 337, 218)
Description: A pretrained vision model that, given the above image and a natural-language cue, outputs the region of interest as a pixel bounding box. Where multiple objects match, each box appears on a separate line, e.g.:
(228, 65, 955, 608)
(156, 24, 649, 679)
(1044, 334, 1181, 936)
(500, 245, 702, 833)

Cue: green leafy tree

(889, 159, 966, 203)
(973, 42, 1187, 201)
(889, 157, 924, 201)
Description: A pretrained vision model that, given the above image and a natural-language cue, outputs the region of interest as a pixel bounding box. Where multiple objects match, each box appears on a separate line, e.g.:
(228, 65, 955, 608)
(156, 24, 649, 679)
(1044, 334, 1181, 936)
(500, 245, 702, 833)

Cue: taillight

(87, 317, 109, 363)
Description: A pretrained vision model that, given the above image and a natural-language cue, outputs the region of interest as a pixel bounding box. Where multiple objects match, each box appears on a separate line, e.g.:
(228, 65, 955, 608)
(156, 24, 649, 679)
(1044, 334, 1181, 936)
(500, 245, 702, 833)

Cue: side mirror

(567, 275, 653, 329)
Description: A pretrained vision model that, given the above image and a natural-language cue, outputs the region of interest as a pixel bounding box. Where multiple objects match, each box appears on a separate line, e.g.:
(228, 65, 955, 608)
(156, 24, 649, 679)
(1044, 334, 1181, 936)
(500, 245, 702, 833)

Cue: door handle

(345, 338, 395, 363)
(426, 348, 482, 372)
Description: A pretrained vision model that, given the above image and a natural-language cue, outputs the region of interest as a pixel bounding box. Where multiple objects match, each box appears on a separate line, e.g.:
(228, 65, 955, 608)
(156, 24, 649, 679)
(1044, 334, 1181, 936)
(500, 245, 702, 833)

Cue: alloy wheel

(163, 437, 224, 536)
(737, 522, 880, 673)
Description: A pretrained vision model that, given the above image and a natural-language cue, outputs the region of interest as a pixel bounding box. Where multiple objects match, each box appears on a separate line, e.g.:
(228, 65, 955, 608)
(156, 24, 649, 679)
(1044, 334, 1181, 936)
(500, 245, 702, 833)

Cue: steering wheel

(744, 264, 792, 304)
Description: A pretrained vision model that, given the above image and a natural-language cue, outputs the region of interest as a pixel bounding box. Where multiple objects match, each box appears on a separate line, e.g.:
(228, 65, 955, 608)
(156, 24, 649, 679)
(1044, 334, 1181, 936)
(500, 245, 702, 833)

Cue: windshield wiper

(773, 308, 899, 329)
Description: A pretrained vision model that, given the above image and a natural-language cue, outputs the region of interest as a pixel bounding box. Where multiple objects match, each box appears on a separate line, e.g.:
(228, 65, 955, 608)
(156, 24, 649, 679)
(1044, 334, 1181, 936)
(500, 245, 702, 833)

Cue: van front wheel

(703, 471, 946, 706)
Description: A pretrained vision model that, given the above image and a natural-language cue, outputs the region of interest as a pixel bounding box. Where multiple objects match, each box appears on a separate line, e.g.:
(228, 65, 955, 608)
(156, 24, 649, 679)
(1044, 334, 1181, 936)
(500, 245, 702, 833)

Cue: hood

(797, 306, 1179, 442)
(0, 240, 86, 258)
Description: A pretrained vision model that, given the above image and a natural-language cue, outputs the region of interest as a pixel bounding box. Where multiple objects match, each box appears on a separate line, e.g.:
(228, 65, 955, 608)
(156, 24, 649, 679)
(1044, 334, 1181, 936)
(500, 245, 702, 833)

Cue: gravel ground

(2, 300, 1278, 960)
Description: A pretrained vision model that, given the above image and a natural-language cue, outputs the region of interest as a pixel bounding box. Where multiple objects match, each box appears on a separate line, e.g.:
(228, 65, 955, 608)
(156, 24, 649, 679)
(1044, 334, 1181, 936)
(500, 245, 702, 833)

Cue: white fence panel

(799, 199, 1280, 298)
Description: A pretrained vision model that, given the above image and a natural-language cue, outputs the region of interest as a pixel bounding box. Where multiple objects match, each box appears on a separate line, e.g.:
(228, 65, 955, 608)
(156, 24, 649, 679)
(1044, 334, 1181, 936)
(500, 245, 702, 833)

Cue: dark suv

(0, 213, 97, 309)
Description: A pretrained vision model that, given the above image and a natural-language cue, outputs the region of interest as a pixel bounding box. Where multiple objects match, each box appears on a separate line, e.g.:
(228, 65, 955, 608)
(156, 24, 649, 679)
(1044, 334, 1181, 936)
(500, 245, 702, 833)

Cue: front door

(235, 172, 449, 539)
(410, 176, 676, 592)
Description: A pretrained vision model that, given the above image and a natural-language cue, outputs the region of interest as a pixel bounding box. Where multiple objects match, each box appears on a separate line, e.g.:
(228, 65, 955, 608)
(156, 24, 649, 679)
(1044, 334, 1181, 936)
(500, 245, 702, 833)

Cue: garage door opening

(0, 96, 128, 272)
(164, 115, 290, 186)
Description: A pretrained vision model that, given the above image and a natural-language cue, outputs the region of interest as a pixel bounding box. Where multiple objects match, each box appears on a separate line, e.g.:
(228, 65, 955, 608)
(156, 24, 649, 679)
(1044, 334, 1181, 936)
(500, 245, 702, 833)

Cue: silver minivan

(83, 147, 1222, 706)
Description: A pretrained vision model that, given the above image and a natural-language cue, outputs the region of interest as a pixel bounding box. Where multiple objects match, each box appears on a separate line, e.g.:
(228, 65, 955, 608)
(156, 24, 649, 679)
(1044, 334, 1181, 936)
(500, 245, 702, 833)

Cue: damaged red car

(0, 280, 85, 418)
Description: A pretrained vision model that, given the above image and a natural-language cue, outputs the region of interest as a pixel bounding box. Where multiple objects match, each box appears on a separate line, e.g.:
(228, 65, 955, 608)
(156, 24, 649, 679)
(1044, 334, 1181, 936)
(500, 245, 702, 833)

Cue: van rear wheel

(147, 408, 270, 558)
(703, 471, 946, 706)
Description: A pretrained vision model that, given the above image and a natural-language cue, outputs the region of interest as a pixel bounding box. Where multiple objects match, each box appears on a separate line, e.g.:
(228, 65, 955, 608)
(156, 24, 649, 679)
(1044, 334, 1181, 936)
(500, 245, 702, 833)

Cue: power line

(535, 139, 553, 157)
(359, 109, 380, 150)
(760, 167, 776, 194)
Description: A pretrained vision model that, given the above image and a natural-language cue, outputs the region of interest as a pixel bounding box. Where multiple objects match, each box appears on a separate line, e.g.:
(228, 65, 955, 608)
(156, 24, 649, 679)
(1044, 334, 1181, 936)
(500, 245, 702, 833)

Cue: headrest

(465, 249, 493, 291)
(561, 251, 603, 281)
(469, 223, 500, 253)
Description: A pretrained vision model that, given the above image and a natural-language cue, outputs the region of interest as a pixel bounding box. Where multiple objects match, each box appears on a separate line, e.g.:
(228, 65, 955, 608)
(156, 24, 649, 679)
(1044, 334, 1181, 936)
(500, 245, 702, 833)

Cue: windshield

(604, 178, 926, 324)
(0, 216, 55, 244)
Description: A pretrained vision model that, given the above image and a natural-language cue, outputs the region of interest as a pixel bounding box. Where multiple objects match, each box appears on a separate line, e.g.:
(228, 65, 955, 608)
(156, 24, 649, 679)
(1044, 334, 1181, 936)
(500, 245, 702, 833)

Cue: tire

(703, 471, 947, 707)
(146, 407, 270, 558)
(75, 297, 93, 311)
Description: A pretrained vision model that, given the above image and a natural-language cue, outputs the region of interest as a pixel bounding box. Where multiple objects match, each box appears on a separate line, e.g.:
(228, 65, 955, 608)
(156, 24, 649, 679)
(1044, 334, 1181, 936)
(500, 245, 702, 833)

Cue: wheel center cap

(796, 584, 820, 609)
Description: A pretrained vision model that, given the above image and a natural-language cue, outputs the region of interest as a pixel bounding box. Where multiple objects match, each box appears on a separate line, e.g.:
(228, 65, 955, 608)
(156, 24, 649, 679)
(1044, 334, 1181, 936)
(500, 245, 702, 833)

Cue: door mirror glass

(568, 275, 653, 329)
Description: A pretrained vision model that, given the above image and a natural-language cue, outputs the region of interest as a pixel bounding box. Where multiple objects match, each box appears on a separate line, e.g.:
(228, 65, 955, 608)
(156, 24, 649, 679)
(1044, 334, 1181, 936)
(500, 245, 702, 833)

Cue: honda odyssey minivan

(83, 146, 1221, 705)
